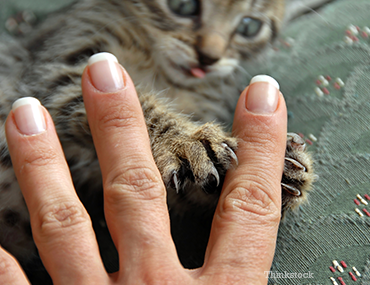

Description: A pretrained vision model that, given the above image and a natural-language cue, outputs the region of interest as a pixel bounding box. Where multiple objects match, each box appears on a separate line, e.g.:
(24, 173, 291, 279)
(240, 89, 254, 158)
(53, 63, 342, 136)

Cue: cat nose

(196, 32, 226, 66)
(197, 50, 220, 66)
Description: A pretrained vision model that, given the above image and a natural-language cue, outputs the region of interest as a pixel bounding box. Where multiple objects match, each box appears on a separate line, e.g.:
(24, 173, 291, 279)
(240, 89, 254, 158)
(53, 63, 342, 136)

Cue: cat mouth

(189, 67, 207, 78)
(169, 61, 209, 79)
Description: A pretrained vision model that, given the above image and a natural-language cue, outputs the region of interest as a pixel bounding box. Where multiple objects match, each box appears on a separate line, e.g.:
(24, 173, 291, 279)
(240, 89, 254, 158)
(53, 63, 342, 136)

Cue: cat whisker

(234, 64, 251, 77)
(285, 0, 333, 26)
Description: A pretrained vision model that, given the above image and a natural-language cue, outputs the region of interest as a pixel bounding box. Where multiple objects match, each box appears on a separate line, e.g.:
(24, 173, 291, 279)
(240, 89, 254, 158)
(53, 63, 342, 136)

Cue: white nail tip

(88, 52, 118, 66)
(250, 75, 280, 90)
(12, 97, 41, 111)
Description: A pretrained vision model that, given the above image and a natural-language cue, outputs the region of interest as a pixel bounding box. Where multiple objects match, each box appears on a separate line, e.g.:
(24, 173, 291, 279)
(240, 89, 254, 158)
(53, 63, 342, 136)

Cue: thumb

(201, 75, 287, 284)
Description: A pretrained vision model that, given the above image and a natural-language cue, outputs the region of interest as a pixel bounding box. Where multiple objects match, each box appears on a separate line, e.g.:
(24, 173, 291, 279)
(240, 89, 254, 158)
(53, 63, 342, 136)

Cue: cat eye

(168, 0, 200, 17)
(236, 17, 263, 38)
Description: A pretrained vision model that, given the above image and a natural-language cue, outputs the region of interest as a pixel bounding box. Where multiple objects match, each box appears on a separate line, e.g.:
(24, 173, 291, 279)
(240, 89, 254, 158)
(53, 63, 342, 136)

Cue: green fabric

(0, 0, 74, 35)
(1, 0, 370, 284)
(245, 0, 370, 284)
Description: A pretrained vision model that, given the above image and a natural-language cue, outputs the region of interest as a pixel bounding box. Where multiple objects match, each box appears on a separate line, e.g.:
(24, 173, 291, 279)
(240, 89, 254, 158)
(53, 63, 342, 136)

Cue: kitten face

(130, 0, 284, 86)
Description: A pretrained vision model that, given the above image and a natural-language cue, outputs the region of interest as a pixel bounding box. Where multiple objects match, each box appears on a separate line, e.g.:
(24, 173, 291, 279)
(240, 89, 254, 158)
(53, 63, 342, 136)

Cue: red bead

(354, 199, 361, 205)
(363, 208, 370, 217)
(322, 87, 330, 95)
(362, 31, 369, 38)
(334, 82, 341, 90)
(340, 260, 347, 268)
(364, 194, 370, 200)
(346, 30, 352, 36)
(356, 26, 361, 31)
(330, 266, 336, 272)
(338, 277, 346, 285)
(326, 75, 332, 81)
(349, 272, 357, 281)
(298, 133, 304, 138)
(351, 36, 359, 42)
(316, 79, 322, 85)
(306, 139, 313, 145)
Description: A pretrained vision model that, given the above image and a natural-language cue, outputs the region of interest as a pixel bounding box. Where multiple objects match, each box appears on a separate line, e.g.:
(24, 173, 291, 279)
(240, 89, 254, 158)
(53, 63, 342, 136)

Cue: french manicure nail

(88, 52, 125, 92)
(12, 97, 46, 135)
(246, 75, 280, 114)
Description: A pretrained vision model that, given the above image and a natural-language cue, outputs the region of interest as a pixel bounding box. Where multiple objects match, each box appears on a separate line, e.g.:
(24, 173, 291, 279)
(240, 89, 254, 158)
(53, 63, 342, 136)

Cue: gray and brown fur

(0, 0, 313, 271)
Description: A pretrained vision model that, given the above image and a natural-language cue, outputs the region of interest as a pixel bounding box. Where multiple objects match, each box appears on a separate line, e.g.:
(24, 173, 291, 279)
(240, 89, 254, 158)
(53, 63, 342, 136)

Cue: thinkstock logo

(264, 271, 314, 279)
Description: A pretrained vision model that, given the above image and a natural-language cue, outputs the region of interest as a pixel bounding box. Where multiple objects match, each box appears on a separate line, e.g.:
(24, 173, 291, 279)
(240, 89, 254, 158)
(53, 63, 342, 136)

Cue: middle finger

(82, 53, 181, 279)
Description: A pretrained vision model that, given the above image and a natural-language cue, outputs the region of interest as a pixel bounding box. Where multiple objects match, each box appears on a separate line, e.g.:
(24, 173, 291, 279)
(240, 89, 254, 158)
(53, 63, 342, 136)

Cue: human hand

(3, 53, 286, 284)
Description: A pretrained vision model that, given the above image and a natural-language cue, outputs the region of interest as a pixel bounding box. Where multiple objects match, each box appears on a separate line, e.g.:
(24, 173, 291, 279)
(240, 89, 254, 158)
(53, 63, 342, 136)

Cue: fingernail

(88, 52, 124, 92)
(12, 97, 46, 135)
(246, 75, 280, 114)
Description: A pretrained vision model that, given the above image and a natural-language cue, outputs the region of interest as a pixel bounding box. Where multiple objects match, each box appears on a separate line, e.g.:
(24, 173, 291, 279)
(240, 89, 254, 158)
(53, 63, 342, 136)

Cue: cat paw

(158, 123, 238, 198)
(281, 133, 316, 213)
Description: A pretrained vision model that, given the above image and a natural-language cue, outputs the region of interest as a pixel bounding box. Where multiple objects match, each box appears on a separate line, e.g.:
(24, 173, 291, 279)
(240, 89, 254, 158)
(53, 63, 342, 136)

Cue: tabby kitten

(0, 0, 314, 272)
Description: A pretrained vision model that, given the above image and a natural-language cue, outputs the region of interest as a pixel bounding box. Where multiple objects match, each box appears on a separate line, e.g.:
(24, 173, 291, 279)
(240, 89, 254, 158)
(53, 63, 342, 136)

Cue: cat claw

(201, 165, 220, 194)
(281, 182, 301, 196)
(285, 157, 306, 172)
(210, 165, 220, 187)
(221, 143, 238, 166)
(171, 170, 180, 194)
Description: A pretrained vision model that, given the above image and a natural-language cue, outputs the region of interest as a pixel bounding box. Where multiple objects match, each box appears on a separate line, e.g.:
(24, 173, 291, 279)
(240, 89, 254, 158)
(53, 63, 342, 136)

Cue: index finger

(202, 76, 286, 283)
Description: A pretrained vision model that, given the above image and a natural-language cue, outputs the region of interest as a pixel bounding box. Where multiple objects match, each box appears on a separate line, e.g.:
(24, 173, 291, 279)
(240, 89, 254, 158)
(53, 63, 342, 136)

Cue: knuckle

(222, 179, 280, 221)
(105, 166, 165, 202)
(238, 122, 278, 144)
(22, 146, 59, 171)
(35, 201, 90, 239)
(98, 104, 138, 132)
(240, 136, 275, 155)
